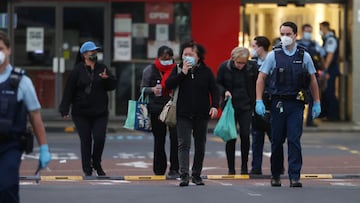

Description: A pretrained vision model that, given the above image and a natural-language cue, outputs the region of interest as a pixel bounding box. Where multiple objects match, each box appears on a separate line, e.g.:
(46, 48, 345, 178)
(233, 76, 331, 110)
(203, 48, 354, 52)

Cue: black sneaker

(241, 165, 248, 174)
(84, 171, 93, 177)
(192, 176, 205, 186)
(168, 170, 180, 178)
(228, 169, 236, 175)
(271, 177, 281, 187)
(250, 169, 262, 175)
(94, 166, 106, 176)
(179, 173, 189, 187)
(290, 179, 302, 187)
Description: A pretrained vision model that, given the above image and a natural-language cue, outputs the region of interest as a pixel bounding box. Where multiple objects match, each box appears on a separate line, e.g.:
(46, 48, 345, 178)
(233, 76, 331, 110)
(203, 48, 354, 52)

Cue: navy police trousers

(0, 141, 22, 203)
(270, 99, 304, 180)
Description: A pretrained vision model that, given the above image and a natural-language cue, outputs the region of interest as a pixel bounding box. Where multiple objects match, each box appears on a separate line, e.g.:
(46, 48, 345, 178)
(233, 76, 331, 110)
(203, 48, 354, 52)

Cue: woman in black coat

(166, 41, 219, 186)
(59, 41, 117, 176)
(217, 47, 258, 175)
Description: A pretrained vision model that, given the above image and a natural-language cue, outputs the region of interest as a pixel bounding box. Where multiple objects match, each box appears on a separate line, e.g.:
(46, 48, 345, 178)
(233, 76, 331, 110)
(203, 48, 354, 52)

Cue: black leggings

(72, 115, 108, 173)
(226, 109, 252, 172)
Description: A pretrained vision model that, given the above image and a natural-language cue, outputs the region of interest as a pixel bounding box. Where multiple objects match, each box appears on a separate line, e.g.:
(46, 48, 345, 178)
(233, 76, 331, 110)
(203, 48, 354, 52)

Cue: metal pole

(7, 0, 14, 64)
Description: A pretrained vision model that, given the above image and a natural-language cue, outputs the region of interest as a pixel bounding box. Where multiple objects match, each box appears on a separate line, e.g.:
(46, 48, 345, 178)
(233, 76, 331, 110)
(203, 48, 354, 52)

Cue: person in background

(140, 46, 179, 177)
(59, 41, 117, 177)
(217, 47, 258, 175)
(319, 21, 340, 121)
(298, 24, 326, 127)
(166, 41, 219, 186)
(0, 30, 51, 203)
(255, 21, 321, 187)
(249, 36, 284, 175)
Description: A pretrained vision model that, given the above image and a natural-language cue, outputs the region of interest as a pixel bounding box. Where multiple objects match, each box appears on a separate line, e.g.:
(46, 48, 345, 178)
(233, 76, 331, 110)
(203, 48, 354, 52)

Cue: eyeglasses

(234, 61, 246, 65)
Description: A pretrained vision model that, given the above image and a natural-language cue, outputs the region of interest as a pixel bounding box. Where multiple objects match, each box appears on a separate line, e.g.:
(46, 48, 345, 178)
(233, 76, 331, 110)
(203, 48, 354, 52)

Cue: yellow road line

(124, 175, 166, 181)
(41, 176, 83, 181)
(301, 174, 333, 179)
(207, 175, 250, 180)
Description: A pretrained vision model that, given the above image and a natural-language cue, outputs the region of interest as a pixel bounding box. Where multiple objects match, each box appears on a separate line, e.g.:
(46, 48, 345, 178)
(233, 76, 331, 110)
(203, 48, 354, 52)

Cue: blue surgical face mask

(303, 32, 312, 40)
(183, 56, 196, 66)
(159, 59, 173, 66)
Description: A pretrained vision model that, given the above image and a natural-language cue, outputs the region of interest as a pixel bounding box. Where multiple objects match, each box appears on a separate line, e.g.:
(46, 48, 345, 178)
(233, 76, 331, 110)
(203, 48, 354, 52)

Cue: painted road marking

(116, 161, 152, 168)
(40, 176, 83, 181)
(301, 174, 333, 179)
(124, 176, 166, 181)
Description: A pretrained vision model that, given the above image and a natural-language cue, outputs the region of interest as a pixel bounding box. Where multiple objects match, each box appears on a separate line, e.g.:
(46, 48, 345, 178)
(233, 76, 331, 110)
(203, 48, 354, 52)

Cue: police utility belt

(271, 90, 309, 103)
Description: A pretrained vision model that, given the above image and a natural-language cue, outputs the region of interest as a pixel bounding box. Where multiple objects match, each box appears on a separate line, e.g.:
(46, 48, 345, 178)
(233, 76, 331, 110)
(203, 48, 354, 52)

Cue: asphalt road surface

(19, 130, 360, 203)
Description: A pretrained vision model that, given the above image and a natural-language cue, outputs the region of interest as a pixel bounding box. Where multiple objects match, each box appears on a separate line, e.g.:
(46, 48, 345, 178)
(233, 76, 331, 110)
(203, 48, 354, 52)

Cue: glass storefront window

(14, 7, 55, 67)
(111, 2, 191, 115)
(111, 2, 191, 60)
(240, 3, 343, 48)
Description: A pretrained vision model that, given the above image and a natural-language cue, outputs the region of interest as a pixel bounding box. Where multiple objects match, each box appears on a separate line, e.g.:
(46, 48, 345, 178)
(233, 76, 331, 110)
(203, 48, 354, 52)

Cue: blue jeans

(177, 117, 208, 177)
(270, 99, 304, 180)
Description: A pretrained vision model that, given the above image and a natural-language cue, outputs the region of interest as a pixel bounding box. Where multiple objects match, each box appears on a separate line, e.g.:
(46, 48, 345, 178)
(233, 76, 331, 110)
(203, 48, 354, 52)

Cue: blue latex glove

(255, 100, 266, 116)
(312, 101, 321, 119)
(39, 144, 51, 168)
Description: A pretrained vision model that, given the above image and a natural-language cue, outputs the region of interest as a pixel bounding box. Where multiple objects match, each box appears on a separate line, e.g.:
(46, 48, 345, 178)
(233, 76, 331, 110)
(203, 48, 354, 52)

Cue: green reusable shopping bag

(213, 98, 237, 142)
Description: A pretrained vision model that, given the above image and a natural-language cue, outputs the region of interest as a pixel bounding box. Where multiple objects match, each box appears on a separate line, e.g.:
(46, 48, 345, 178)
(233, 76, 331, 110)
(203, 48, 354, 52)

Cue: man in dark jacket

(217, 47, 258, 175)
(166, 41, 219, 187)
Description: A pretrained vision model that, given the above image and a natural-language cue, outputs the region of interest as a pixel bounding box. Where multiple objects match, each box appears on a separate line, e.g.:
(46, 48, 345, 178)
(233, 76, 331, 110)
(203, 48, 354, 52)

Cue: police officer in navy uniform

(249, 36, 284, 175)
(0, 31, 51, 202)
(298, 24, 326, 127)
(255, 22, 321, 187)
(319, 21, 340, 121)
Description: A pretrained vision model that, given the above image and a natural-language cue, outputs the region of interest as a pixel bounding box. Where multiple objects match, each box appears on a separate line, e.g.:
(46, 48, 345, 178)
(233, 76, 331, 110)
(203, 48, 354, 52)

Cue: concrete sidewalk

(42, 116, 360, 133)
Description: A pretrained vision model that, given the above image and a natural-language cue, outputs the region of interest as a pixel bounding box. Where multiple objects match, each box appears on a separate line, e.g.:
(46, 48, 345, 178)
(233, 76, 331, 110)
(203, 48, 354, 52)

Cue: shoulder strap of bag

(138, 87, 149, 103)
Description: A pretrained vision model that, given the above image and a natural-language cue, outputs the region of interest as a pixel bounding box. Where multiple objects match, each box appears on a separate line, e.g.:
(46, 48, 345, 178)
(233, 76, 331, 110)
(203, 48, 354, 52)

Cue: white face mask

(280, 36, 293, 47)
(250, 48, 258, 58)
(0, 51, 5, 66)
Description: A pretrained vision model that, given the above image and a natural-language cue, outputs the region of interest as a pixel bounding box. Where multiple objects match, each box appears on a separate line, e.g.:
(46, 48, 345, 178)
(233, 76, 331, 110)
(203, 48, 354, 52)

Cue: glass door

(13, 5, 56, 112)
(12, 2, 107, 116)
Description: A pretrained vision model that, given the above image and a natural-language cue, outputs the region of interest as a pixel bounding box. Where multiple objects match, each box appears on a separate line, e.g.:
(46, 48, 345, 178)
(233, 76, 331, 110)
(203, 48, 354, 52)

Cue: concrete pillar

(352, 0, 360, 124)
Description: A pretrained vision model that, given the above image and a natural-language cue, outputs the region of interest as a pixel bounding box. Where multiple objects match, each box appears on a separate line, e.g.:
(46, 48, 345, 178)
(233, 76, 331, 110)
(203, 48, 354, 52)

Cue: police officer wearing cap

(0, 31, 51, 202)
(59, 41, 117, 177)
(255, 22, 321, 187)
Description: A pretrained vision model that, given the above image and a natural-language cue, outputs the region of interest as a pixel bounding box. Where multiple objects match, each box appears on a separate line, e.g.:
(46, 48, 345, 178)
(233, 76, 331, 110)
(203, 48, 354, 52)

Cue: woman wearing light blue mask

(166, 41, 220, 187)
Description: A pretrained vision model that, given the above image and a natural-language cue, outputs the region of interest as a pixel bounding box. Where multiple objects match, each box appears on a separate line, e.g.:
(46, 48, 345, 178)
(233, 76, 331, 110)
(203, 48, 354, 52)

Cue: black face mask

(88, 53, 98, 62)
